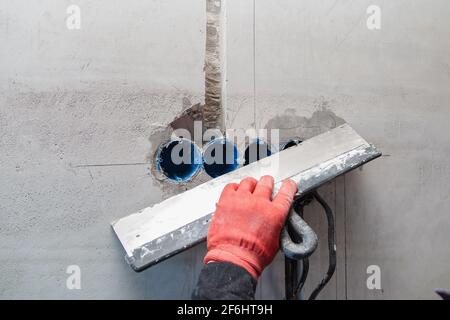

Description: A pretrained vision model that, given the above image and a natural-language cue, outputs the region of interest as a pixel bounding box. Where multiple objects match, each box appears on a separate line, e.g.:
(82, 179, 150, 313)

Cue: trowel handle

(280, 207, 318, 260)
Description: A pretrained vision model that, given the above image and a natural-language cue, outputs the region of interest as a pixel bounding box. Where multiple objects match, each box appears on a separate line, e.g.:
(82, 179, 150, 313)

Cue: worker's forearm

(192, 262, 257, 300)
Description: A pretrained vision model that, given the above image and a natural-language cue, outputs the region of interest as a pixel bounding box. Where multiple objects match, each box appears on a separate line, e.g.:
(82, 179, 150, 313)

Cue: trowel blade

(111, 124, 381, 271)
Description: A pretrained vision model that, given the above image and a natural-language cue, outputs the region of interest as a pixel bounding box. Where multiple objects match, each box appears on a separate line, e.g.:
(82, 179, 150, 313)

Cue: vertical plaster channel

(204, 0, 226, 132)
(152, 0, 229, 187)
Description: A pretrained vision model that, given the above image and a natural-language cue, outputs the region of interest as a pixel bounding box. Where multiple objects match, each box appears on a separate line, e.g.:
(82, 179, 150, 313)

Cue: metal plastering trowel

(111, 124, 381, 272)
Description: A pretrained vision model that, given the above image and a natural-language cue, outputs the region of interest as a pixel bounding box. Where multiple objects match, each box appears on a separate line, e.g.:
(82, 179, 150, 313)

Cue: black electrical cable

(308, 191, 337, 300)
(286, 191, 336, 300)
(294, 258, 309, 297)
(292, 199, 309, 298)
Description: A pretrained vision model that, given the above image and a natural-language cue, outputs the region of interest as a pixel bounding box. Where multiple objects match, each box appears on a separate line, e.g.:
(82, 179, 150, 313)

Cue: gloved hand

(204, 175, 298, 279)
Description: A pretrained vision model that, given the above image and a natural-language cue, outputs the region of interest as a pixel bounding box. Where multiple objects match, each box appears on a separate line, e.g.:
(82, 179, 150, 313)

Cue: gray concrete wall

(1, 0, 450, 299)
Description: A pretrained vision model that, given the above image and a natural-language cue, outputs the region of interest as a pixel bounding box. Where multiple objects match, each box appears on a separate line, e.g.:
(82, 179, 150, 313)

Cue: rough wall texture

(1, 0, 450, 299)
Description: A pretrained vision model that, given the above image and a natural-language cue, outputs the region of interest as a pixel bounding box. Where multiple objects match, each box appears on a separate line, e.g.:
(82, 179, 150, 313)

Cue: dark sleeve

(192, 262, 257, 300)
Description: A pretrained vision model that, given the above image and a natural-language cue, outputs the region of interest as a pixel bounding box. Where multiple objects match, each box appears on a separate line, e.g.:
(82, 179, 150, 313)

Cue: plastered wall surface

(1, 0, 450, 299)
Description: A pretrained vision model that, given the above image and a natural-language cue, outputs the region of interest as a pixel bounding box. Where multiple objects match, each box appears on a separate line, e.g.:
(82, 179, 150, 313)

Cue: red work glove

(204, 175, 298, 279)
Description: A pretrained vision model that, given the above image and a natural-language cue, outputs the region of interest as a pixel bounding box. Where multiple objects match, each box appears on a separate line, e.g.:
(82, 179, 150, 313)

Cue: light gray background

(1, 0, 449, 299)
